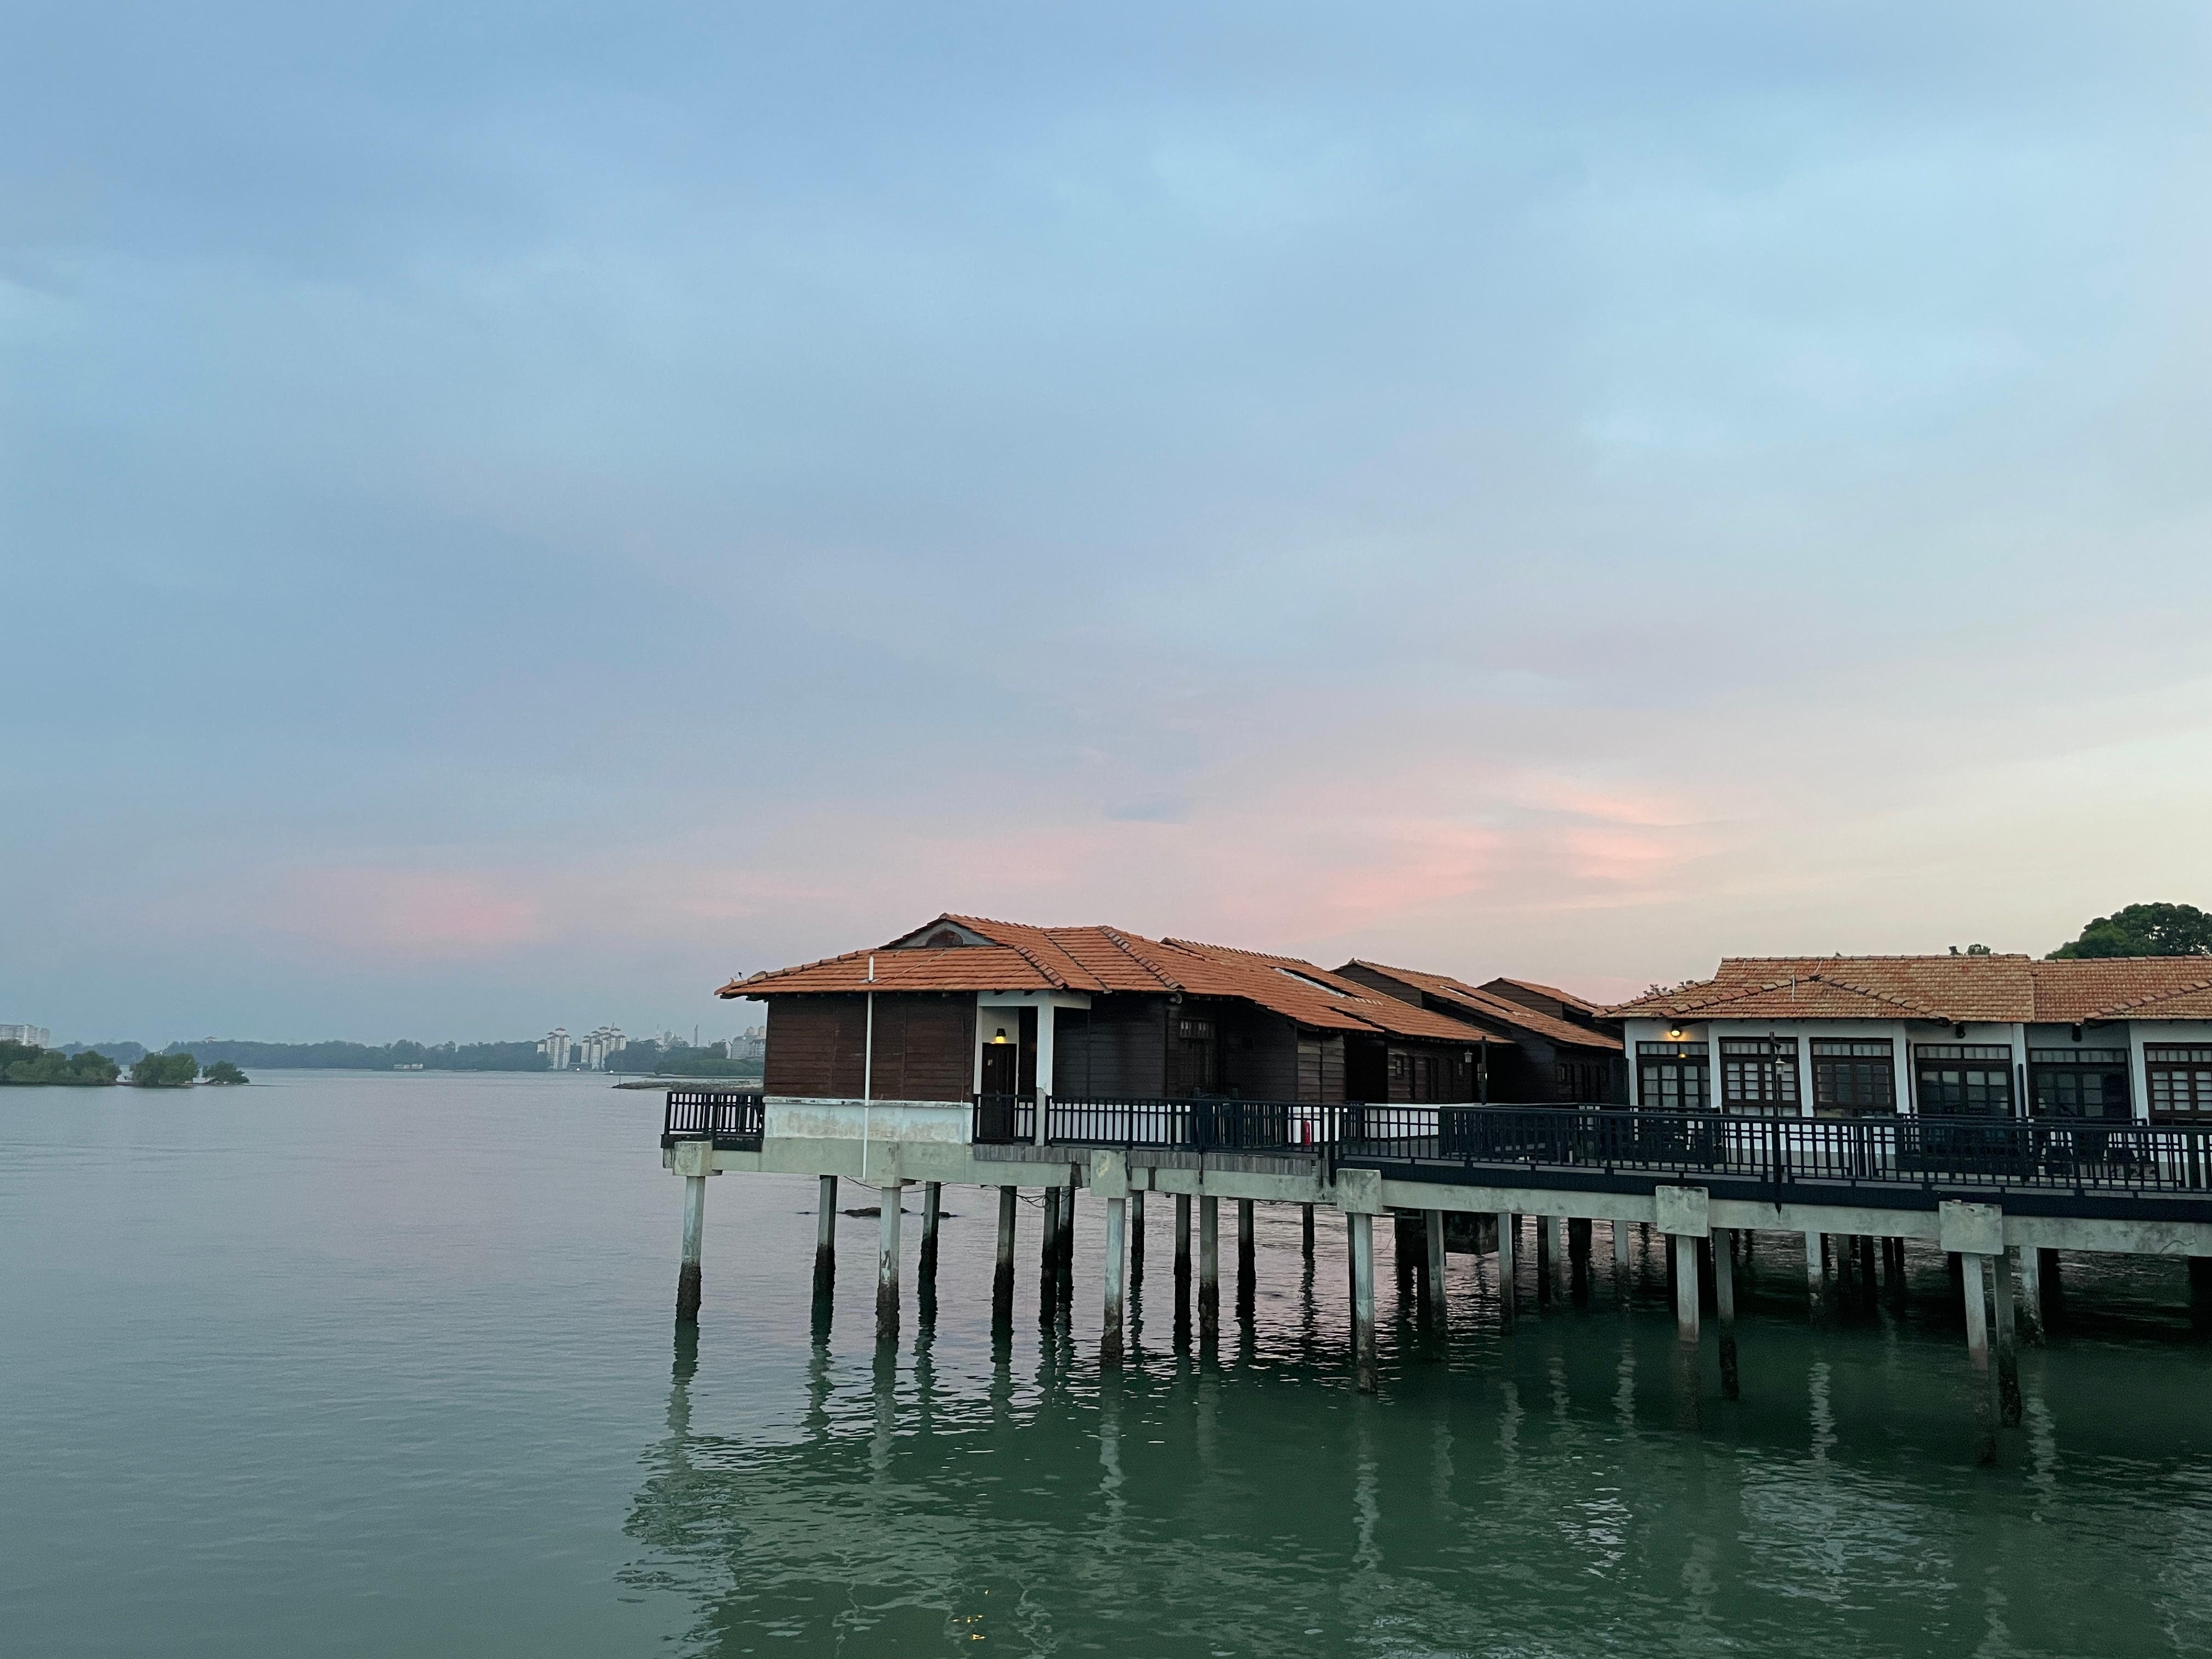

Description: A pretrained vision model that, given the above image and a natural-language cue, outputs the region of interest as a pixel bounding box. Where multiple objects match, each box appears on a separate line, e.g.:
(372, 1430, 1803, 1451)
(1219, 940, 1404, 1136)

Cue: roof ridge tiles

(1096, 926, 1184, 992)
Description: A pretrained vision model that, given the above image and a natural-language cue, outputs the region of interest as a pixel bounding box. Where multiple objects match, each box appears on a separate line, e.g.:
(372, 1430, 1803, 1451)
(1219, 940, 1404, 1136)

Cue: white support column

(1992, 1246, 2021, 1426)
(1425, 1209, 1448, 1329)
(1033, 999, 1057, 1146)
(876, 1183, 905, 1342)
(1349, 1211, 1378, 1392)
(1672, 1232, 1701, 1346)
(1804, 1229, 1828, 1322)
(1103, 1195, 1127, 1364)
(1494, 1210, 1516, 1328)
(676, 1174, 707, 1322)
(1199, 1195, 1221, 1339)
(1962, 1251, 1997, 1464)
(992, 1186, 1017, 1323)
(2016, 1243, 2043, 1343)
(1612, 1216, 1633, 1301)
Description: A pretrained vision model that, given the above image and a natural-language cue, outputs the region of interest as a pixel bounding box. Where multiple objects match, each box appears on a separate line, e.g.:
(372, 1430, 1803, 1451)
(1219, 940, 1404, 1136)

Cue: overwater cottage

(1611, 955, 2212, 1121)
(1333, 961, 1626, 1104)
(718, 912, 1490, 1108)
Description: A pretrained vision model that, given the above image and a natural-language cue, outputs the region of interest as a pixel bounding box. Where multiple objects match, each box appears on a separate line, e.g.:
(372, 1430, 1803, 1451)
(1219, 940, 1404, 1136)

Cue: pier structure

(664, 917, 2212, 1463)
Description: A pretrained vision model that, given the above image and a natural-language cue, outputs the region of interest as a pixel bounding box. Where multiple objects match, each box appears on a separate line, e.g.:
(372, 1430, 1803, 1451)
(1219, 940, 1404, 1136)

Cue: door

(1914, 1044, 2015, 1117)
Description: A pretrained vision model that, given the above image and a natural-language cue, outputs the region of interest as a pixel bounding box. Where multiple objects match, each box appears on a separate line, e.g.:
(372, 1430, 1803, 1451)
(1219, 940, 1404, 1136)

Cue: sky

(6, 1, 2211, 1045)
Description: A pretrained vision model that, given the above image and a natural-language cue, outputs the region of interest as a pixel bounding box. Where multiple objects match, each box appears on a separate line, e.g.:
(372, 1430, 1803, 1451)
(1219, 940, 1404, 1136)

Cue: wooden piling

(1175, 1193, 1193, 1327)
(1039, 1186, 1059, 1325)
(919, 1181, 942, 1301)
(676, 1173, 707, 1323)
(1128, 1189, 1146, 1288)
(1237, 1199, 1256, 1321)
(812, 1173, 836, 1301)
(1536, 1214, 1555, 1306)
(1302, 1202, 1316, 1264)
(1199, 1195, 1221, 1339)
(1348, 1211, 1378, 1393)
(1568, 1216, 1592, 1306)
(992, 1186, 1017, 1326)
(1804, 1231, 1827, 1323)
(1056, 1183, 1076, 1316)
(1103, 1195, 1127, 1365)
(1714, 1226, 1738, 1400)
(1612, 1217, 1632, 1302)
(876, 1183, 903, 1342)
(1992, 1245, 2021, 1425)
(1961, 1251, 1997, 1464)
(2015, 1244, 2042, 1344)
(1857, 1233, 1878, 1314)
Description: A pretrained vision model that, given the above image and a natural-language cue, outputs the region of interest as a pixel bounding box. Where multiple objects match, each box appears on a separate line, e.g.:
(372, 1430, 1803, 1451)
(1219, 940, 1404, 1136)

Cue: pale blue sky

(7, 2, 2210, 1042)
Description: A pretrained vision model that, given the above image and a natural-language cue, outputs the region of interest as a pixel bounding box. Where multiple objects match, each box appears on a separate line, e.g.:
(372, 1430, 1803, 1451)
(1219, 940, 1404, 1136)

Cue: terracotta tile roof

(1485, 977, 1607, 1019)
(1607, 955, 2212, 1024)
(717, 915, 1487, 1044)
(1345, 961, 1624, 1052)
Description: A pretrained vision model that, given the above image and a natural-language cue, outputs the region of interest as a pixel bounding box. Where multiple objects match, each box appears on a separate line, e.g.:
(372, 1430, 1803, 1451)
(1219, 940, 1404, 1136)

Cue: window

(1811, 1039, 1895, 1117)
(1914, 1044, 2015, 1117)
(1720, 1037, 1799, 1115)
(2029, 1048, 2131, 1120)
(1169, 1015, 1218, 1097)
(1274, 967, 1350, 998)
(2147, 1046, 2212, 1122)
(1637, 1042, 1708, 1111)
(1554, 1058, 1611, 1102)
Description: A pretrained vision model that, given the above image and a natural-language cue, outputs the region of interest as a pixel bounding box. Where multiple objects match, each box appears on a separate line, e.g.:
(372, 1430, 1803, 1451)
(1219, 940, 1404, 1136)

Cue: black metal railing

(996, 1097, 2212, 1198)
(1330, 1105, 2212, 1196)
(663, 1089, 765, 1150)
(972, 1094, 1038, 1145)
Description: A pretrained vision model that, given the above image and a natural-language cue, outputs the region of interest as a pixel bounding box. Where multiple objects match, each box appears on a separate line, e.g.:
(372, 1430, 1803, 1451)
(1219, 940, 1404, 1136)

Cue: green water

(7, 1073, 2212, 1657)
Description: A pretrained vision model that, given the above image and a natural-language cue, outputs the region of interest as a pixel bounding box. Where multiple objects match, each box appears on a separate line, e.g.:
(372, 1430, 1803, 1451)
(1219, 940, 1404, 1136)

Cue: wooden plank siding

(763, 994, 974, 1102)
(1050, 996, 1169, 1098)
(1296, 1033, 1347, 1103)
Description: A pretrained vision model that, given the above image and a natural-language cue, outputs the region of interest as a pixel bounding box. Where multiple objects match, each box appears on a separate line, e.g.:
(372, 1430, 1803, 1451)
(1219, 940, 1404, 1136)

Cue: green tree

(2049, 902, 2212, 960)
(202, 1060, 249, 1085)
(131, 1052, 199, 1087)
(1, 1041, 120, 1085)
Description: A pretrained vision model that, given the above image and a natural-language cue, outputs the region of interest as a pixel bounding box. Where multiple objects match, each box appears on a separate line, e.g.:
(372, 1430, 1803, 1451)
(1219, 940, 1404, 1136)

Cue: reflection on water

(628, 1224, 2212, 1658)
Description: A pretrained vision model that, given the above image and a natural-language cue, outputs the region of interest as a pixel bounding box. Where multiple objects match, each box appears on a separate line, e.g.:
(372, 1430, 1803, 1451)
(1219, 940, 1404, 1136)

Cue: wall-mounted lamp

(988, 1028, 1012, 1045)
(1664, 1028, 1686, 1042)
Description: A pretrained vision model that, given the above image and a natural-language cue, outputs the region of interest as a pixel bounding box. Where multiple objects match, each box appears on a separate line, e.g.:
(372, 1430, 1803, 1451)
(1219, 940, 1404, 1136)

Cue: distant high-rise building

(577, 1025, 627, 1069)
(537, 1028, 571, 1070)
(0, 1023, 51, 1047)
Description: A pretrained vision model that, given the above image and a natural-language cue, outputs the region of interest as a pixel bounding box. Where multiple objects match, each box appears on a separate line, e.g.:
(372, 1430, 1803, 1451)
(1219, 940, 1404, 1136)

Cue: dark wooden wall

(1050, 996, 1169, 1098)
(1297, 1033, 1347, 1103)
(1218, 1004, 1300, 1101)
(763, 994, 974, 1102)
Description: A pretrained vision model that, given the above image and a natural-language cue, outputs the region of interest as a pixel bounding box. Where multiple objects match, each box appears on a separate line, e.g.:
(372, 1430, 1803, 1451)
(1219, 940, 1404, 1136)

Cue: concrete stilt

(2015, 1244, 2042, 1344)
(1804, 1231, 1827, 1323)
(1858, 1233, 1878, 1314)
(812, 1173, 837, 1300)
(1568, 1216, 1592, 1306)
(1536, 1214, 1555, 1306)
(1199, 1195, 1221, 1339)
(1696, 1234, 1717, 1314)
(1612, 1218, 1632, 1301)
(676, 1173, 707, 1323)
(1129, 1189, 1146, 1288)
(1349, 1211, 1378, 1393)
(1302, 1202, 1316, 1264)
(1672, 1233, 1700, 1345)
(919, 1181, 942, 1301)
(1962, 1251, 1997, 1464)
(2040, 1248, 2065, 1329)
(1237, 1198, 1256, 1320)
(1175, 1193, 1193, 1324)
(1714, 1226, 1739, 1400)
(1103, 1195, 1127, 1364)
(1992, 1245, 2021, 1425)
(876, 1183, 904, 1342)
(1495, 1210, 1517, 1328)
(1425, 1209, 1448, 1329)
(1885, 1235, 1908, 1306)
(992, 1186, 1017, 1325)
